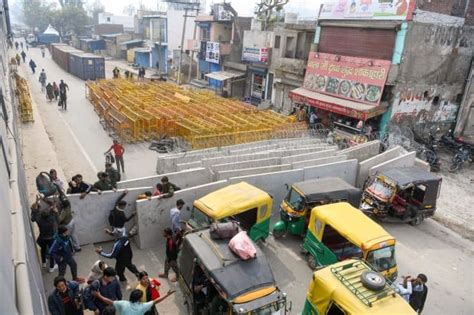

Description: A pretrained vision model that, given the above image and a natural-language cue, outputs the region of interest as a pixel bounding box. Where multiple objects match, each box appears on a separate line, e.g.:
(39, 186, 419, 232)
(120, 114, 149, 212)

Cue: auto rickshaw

(302, 202, 398, 282)
(303, 259, 416, 315)
(187, 182, 272, 242)
(360, 167, 442, 225)
(178, 229, 291, 314)
(273, 178, 361, 238)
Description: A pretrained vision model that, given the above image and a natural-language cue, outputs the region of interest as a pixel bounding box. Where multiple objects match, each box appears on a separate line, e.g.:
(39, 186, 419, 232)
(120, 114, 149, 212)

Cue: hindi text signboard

(320, 0, 415, 20)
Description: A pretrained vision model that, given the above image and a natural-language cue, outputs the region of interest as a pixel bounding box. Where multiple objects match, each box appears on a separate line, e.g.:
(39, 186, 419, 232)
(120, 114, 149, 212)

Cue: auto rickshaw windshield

(285, 188, 305, 212)
(366, 245, 396, 272)
(189, 206, 212, 228)
(367, 178, 395, 200)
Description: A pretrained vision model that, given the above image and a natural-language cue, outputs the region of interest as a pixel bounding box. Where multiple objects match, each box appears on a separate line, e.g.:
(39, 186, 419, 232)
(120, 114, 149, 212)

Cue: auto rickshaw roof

(308, 259, 416, 314)
(377, 167, 441, 187)
(184, 229, 277, 301)
(313, 203, 394, 249)
(293, 177, 361, 202)
(193, 182, 271, 220)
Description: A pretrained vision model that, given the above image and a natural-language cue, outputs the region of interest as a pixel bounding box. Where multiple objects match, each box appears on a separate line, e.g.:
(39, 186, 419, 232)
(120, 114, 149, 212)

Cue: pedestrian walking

(409, 274, 428, 314)
(169, 199, 184, 236)
(15, 53, 21, 65)
(136, 271, 161, 315)
(31, 195, 58, 273)
(48, 225, 82, 282)
(46, 83, 55, 102)
(41, 45, 46, 58)
(105, 162, 121, 188)
(59, 79, 69, 110)
(15, 41, 19, 50)
(26, 43, 29, 51)
(158, 228, 180, 282)
(48, 276, 84, 315)
(20, 41, 24, 49)
(53, 81, 60, 100)
(29, 59, 37, 73)
(83, 267, 122, 314)
(105, 190, 135, 236)
(39, 69, 47, 93)
(94, 288, 175, 315)
(159, 176, 180, 198)
(93, 172, 115, 192)
(95, 232, 140, 282)
(21, 50, 26, 63)
(105, 139, 125, 174)
(112, 67, 120, 79)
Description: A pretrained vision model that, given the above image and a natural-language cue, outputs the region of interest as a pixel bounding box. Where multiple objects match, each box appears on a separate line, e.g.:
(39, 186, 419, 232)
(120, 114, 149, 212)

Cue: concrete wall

(201, 152, 276, 168)
(281, 148, 336, 164)
(368, 151, 417, 176)
(211, 157, 282, 172)
(136, 181, 228, 249)
(117, 168, 212, 190)
(70, 187, 150, 245)
(415, 157, 431, 172)
(292, 155, 347, 169)
(337, 141, 381, 162)
(176, 161, 203, 171)
(216, 164, 293, 180)
(303, 159, 359, 186)
(356, 146, 403, 188)
(228, 169, 305, 213)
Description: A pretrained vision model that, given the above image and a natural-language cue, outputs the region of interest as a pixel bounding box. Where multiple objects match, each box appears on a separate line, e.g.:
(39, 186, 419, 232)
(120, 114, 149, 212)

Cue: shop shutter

(319, 26, 396, 60)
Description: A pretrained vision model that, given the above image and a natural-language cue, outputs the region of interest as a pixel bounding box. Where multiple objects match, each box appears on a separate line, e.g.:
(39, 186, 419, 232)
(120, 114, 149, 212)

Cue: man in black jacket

(48, 276, 83, 315)
(83, 267, 122, 314)
(409, 274, 428, 314)
(105, 190, 135, 236)
(95, 233, 140, 282)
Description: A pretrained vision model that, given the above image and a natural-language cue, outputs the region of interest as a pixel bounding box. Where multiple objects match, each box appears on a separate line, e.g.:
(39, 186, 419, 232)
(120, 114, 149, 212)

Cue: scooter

(449, 144, 473, 173)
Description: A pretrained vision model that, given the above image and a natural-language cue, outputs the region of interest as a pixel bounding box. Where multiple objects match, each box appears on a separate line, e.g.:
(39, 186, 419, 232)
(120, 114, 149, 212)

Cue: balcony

(271, 57, 307, 76)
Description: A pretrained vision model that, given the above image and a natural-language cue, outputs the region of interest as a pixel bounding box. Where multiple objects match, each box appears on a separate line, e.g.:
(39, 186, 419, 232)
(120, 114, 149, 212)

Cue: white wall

(167, 7, 196, 58)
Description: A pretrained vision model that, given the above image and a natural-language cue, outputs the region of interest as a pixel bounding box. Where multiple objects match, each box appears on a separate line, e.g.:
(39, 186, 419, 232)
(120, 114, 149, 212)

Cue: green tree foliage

(255, 0, 289, 30)
(22, 0, 57, 32)
(52, 4, 90, 36)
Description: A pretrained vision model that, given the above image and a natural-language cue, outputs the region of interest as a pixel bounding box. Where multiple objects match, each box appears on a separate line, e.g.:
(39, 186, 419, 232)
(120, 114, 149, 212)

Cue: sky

(95, 0, 322, 19)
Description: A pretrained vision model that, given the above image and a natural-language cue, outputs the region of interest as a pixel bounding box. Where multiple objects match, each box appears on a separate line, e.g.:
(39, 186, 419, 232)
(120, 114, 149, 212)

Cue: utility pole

(177, 8, 189, 85)
(188, 6, 200, 82)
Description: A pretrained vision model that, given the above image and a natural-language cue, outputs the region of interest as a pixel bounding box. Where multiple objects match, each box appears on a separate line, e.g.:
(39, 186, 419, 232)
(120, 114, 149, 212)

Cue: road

(17, 43, 474, 314)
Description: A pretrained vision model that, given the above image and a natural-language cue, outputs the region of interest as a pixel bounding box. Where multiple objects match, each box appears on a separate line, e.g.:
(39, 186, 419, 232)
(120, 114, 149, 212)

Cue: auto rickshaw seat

(392, 195, 407, 214)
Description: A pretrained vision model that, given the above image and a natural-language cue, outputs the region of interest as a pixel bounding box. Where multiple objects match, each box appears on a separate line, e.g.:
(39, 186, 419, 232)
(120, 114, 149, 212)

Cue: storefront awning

(289, 87, 387, 121)
(205, 71, 246, 82)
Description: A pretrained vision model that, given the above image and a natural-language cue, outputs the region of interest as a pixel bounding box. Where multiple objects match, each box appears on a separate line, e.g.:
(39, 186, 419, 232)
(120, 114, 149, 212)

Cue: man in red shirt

(105, 140, 125, 174)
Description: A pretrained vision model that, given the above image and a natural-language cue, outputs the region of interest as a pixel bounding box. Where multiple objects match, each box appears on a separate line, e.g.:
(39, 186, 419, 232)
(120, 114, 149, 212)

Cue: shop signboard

(303, 52, 390, 105)
(320, 0, 415, 20)
(206, 41, 220, 64)
(214, 3, 232, 21)
(242, 47, 269, 63)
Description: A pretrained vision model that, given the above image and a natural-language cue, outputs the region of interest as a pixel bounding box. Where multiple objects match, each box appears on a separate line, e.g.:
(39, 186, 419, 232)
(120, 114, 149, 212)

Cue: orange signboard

(303, 52, 391, 105)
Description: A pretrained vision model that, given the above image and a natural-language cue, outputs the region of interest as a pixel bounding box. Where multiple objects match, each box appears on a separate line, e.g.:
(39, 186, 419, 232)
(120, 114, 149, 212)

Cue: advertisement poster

(242, 47, 269, 63)
(303, 52, 391, 105)
(214, 4, 232, 21)
(320, 0, 415, 20)
(206, 42, 220, 64)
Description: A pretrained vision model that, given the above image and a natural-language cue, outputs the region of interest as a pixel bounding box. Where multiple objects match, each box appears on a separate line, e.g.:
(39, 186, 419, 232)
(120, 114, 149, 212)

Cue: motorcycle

(449, 144, 473, 173)
(439, 129, 463, 150)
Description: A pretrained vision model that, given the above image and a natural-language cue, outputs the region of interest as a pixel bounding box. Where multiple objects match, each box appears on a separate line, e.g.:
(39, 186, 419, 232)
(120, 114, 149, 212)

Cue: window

(232, 208, 257, 231)
(314, 219, 322, 235)
(107, 17, 111, 22)
(327, 302, 346, 315)
(258, 204, 268, 219)
(274, 35, 281, 49)
(201, 28, 210, 41)
(412, 184, 426, 203)
(321, 224, 362, 260)
(285, 36, 295, 58)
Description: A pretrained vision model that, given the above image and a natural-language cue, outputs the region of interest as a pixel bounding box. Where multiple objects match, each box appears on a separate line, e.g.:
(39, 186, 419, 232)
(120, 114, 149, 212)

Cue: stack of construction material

(14, 73, 34, 122)
(86, 79, 307, 148)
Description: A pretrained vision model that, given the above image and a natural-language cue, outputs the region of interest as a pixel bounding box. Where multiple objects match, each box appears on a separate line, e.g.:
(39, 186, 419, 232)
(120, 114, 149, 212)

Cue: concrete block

(117, 168, 212, 190)
(292, 155, 347, 169)
(369, 151, 416, 176)
(202, 152, 276, 168)
(176, 161, 203, 171)
(228, 169, 305, 213)
(276, 145, 333, 157)
(136, 180, 229, 249)
(281, 148, 336, 164)
(415, 158, 431, 171)
(211, 157, 282, 172)
(337, 140, 381, 161)
(216, 164, 293, 180)
(70, 187, 151, 245)
(356, 146, 403, 188)
(303, 159, 359, 186)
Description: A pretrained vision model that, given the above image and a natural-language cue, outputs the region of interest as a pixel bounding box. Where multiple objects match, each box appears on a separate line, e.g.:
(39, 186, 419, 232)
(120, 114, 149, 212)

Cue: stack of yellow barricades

(85, 79, 307, 148)
(14, 73, 34, 123)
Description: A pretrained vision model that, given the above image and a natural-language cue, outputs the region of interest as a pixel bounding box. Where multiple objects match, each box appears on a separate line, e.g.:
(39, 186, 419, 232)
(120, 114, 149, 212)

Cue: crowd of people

(29, 137, 184, 315)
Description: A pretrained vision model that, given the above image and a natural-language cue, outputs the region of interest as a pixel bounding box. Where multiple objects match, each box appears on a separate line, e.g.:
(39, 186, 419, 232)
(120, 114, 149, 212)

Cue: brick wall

(417, 0, 472, 24)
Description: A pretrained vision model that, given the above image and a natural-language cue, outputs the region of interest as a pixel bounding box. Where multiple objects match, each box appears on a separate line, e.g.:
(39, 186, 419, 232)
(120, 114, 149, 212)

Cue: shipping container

(68, 52, 105, 80)
(51, 44, 81, 72)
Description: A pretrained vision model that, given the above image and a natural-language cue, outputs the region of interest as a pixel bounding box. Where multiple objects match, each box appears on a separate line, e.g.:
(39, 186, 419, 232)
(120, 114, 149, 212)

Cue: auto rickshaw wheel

(272, 229, 285, 239)
(307, 255, 318, 270)
(361, 270, 386, 291)
(410, 214, 424, 226)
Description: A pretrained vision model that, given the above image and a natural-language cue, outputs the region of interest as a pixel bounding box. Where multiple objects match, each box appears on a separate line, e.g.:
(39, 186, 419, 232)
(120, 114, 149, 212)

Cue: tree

(255, 0, 289, 30)
(22, 0, 57, 32)
(52, 5, 90, 36)
(86, 0, 105, 24)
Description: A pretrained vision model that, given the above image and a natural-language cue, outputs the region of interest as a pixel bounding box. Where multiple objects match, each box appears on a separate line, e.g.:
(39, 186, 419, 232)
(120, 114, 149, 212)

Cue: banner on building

(206, 42, 220, 64)
(303, 52, 391, 105)
(320, 0, 415, 20)
(242, 47, 269, 63)
(214, 4, 232, 21)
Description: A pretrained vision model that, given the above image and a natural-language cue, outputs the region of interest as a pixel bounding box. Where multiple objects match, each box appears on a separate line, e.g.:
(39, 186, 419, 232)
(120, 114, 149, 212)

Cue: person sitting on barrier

(152, 183, 163, 197)
(67, 174, 93, 199)
(93, 172, 115, 193)
(158, 176, 180, 199)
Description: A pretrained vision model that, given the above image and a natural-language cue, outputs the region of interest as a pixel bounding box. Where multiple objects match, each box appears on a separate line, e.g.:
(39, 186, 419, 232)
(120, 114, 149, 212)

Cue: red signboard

(303, 52, 391, 105)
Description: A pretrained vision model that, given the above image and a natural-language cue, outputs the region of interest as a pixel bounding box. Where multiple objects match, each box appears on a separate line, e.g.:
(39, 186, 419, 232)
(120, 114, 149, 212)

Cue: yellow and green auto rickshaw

(187, 182, 272, 242)
(273, 178, 361, 238)
(303, 259, 416, 315)
(302, 202, 398, 281)
(179, 228, 291, 314)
